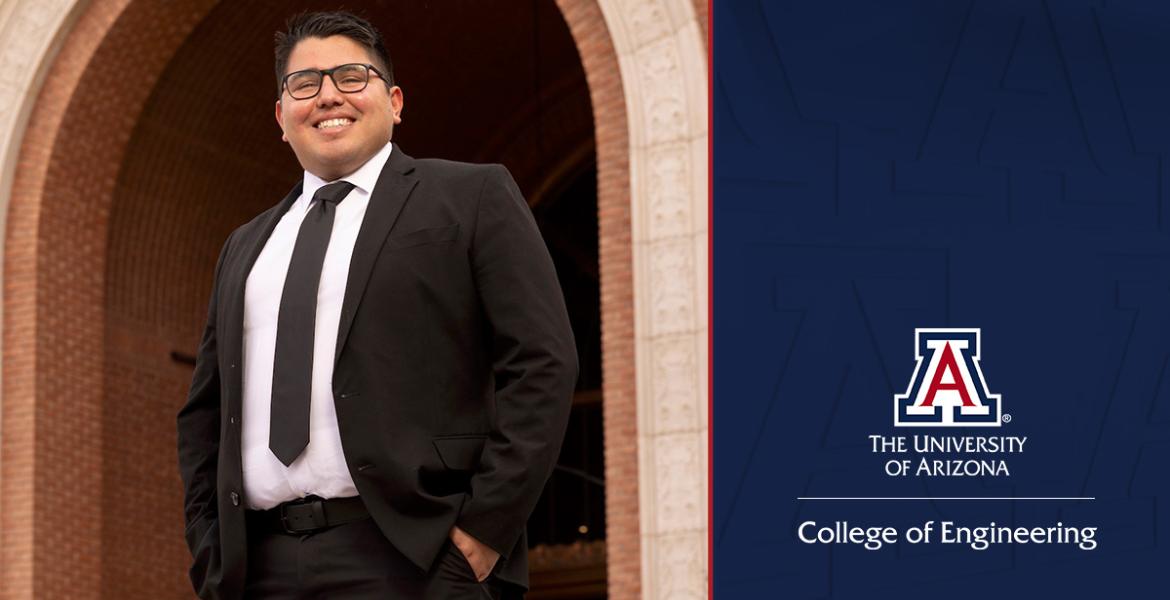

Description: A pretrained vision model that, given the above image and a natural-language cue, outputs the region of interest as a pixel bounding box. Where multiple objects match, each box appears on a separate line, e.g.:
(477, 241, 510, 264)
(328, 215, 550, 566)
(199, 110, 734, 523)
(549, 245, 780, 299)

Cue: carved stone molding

(650, 530, 706, 600)
(647, 237, 696, 336)
(636, 37, 689, 147)
(598, 0, 708, 598)
(652, 432, 704, 532)
(649, 333, 699, 435)
(647, 142, 692, 240)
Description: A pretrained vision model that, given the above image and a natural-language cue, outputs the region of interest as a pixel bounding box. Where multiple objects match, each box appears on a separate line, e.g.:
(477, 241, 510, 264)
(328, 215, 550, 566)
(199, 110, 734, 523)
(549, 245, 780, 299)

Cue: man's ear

(390, 86, 404, 125)
(274, 100, 288, 142)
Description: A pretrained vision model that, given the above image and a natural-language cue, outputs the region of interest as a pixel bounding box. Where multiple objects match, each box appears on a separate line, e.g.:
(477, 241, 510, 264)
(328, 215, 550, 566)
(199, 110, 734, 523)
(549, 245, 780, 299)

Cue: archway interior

(103, 0, 601, 597)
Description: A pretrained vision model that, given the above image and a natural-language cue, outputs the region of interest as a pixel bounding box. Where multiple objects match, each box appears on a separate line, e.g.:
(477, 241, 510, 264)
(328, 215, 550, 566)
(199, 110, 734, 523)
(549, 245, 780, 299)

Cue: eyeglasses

(282, 63, 386, 100)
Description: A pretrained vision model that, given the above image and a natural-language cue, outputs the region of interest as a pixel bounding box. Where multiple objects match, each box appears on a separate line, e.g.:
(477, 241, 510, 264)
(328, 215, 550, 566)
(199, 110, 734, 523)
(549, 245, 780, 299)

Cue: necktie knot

(314, 181, 355, 206)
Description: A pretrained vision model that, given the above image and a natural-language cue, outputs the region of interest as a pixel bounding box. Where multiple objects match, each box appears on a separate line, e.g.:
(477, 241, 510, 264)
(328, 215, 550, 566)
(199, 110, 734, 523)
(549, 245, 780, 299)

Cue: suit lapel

(221, 183, 302, 401)
(335, 145, 418, 365)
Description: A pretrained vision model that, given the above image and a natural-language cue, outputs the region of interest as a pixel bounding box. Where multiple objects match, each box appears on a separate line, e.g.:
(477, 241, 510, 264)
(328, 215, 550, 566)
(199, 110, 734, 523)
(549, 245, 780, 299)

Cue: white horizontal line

(797, 497, 1094, 501)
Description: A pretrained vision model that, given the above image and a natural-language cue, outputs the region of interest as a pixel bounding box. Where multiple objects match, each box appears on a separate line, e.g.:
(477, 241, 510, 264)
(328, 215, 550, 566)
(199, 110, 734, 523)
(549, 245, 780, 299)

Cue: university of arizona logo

(895, 328, 1002, 427)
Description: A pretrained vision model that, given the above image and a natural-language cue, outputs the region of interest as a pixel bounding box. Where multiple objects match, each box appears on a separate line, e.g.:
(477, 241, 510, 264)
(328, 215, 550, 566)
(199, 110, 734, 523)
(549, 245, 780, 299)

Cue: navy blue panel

(714, 1, 1170, 597)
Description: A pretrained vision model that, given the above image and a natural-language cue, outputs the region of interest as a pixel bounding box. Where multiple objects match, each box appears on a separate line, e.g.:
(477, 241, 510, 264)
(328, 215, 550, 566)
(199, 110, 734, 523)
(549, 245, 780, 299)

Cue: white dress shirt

(240, 142, 393, 510)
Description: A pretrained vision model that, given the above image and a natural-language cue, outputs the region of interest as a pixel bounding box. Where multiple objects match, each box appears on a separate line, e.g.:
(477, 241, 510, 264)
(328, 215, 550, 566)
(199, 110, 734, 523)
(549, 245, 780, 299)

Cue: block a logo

(895, 328, 1002, 427)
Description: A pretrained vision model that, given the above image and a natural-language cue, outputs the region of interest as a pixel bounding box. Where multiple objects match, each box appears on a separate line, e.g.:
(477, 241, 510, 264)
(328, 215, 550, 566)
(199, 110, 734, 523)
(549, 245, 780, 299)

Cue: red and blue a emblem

(895, 328, 1002, 427)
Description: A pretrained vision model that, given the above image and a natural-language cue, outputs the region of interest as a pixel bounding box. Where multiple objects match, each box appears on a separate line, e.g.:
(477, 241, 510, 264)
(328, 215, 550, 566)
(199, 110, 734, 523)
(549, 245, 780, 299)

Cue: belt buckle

(279, 498, 328, 534)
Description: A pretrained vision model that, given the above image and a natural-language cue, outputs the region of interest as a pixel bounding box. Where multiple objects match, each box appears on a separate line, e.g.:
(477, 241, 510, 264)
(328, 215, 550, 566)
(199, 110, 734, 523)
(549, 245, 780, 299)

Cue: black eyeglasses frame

(281, 63, 388, 100)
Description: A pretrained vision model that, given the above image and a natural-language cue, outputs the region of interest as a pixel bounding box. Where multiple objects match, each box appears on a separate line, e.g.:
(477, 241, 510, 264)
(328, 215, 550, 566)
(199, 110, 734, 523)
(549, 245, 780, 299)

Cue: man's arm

(455, 165, 579, 562)
(177, 231, 234, 555)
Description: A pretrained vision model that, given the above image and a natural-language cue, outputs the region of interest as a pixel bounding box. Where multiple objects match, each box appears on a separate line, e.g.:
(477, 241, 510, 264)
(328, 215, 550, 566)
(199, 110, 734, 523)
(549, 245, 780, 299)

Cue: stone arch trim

(593, 1, 709, 598)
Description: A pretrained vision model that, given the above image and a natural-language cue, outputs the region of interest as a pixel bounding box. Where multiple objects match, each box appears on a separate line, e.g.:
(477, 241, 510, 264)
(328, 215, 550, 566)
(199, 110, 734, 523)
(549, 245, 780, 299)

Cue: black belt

(246, 495, 370, 535)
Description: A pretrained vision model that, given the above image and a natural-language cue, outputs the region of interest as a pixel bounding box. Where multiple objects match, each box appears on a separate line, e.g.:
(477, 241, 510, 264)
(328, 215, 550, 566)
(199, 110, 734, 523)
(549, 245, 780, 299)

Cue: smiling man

(176, 11, 577, 600)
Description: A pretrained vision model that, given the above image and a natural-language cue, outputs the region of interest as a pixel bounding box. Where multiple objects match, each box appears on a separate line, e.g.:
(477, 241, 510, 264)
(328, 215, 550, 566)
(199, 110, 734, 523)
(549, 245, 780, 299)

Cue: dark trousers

(244, 514, 524, 599)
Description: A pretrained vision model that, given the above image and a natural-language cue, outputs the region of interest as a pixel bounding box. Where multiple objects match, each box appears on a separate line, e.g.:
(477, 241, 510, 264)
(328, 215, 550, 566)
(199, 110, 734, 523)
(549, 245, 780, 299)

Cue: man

(177, 11, 577, 599)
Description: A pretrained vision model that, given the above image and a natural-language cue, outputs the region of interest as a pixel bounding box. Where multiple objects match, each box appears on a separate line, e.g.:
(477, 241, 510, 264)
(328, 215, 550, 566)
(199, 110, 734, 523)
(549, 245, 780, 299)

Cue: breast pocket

(388, 224, 459, 249)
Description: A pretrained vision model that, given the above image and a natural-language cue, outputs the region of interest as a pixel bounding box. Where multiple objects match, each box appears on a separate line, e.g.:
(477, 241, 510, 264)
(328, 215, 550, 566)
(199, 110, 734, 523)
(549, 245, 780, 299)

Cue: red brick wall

(553, 1, 640, 598)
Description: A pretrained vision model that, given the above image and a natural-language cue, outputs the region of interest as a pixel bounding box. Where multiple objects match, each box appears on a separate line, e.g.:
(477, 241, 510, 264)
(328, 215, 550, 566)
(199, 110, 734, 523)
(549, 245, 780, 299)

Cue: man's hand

(449, 525, 500, 582)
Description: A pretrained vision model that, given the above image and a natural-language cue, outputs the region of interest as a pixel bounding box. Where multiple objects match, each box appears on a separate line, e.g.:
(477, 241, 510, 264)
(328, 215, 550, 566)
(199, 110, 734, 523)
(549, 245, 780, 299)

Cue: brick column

(554, 1, 640, 598)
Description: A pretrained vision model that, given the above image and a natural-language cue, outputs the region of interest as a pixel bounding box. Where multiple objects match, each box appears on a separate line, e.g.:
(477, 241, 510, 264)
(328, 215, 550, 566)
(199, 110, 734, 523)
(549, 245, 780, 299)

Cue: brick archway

(0, 0, 706, 598)
(4, 2, 224, 596)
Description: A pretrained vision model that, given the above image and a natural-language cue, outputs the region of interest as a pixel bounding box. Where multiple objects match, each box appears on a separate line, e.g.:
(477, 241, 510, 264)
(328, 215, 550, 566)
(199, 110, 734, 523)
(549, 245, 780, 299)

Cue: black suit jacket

(177, 145, 578, 599)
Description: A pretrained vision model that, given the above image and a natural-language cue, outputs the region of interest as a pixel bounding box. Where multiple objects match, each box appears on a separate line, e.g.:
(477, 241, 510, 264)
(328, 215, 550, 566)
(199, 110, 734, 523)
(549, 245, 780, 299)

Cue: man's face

(275, 35, 404, 181)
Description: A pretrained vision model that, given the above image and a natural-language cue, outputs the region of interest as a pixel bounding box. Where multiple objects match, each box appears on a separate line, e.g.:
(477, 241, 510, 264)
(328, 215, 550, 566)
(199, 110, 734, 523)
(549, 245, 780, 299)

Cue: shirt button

(230, 491, 240, 506)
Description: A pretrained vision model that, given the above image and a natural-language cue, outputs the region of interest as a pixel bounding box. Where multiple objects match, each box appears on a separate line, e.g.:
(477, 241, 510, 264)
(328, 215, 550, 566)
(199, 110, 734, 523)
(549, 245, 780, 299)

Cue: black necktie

(269, 180, 355, 466)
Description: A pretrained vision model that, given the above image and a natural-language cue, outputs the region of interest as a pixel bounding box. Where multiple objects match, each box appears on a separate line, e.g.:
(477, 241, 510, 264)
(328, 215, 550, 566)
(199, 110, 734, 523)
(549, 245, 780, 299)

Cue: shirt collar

(300, 141, 395, 204)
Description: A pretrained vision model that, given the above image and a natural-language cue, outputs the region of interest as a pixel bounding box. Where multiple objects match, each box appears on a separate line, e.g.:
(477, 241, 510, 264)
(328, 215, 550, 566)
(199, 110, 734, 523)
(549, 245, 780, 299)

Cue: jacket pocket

(389, 223, 459, 249)
(431, 434, 487, 471)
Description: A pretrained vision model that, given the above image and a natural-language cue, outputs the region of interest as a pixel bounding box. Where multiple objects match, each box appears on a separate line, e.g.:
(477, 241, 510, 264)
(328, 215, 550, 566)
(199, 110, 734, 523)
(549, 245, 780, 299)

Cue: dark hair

(274, 11, 395, 99)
